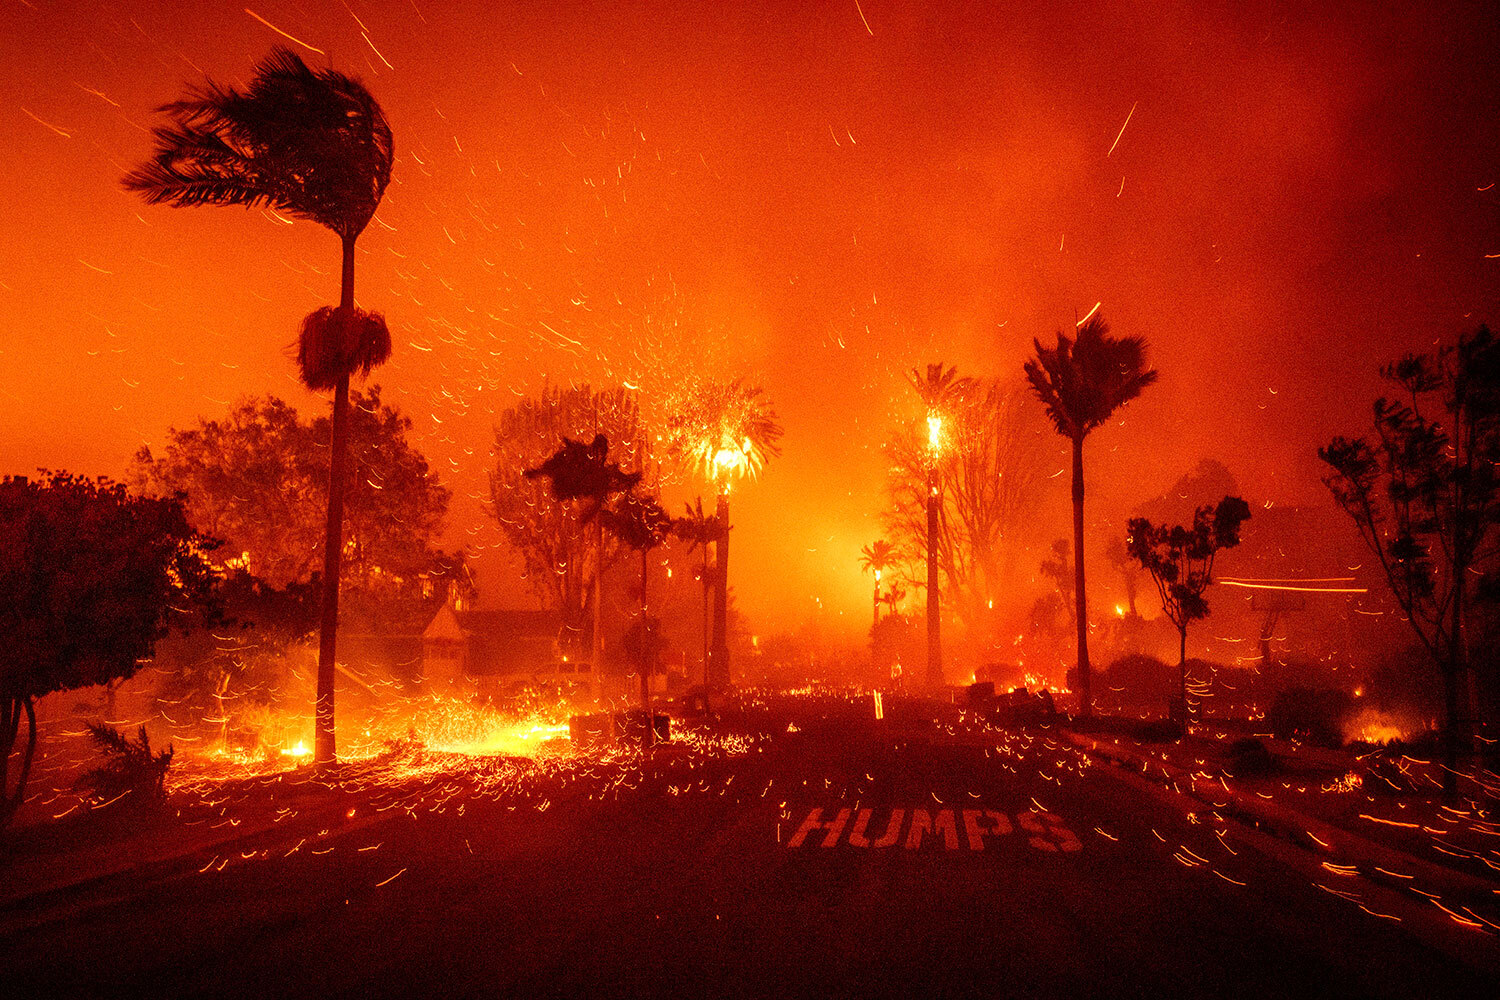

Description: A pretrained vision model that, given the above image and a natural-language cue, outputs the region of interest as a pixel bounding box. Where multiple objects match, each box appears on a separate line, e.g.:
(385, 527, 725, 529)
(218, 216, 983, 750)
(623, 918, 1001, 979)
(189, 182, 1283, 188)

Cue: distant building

(420, 602, 598, 700)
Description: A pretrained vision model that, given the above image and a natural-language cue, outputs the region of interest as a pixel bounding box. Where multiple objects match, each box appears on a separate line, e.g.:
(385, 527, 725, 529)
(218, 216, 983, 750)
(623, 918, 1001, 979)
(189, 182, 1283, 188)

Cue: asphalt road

(3, 698, 1496, 999)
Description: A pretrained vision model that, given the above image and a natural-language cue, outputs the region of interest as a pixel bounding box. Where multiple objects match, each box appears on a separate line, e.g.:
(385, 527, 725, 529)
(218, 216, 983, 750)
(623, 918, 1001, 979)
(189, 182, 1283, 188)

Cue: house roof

(422, 605, 562, 642)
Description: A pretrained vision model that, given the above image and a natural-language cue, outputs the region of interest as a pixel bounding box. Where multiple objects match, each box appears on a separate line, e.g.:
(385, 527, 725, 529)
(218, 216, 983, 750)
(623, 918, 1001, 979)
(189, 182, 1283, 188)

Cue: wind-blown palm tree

(859, 540, 898, 630)
(909, 363, 976, 689)
(666, 379, 783, 689)
(124, 48, 394, 765)
(1024, 315, 1157, 716)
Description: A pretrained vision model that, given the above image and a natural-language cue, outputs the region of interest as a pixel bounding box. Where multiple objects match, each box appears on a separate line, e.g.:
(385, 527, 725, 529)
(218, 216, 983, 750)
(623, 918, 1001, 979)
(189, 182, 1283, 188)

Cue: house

(421, 602, 598, 700)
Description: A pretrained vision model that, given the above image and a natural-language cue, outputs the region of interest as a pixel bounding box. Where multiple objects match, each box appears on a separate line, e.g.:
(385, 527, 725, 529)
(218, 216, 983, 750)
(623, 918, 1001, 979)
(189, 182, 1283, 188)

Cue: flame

(1347, 708, 1410, 745)
(926, 413, 943, 452)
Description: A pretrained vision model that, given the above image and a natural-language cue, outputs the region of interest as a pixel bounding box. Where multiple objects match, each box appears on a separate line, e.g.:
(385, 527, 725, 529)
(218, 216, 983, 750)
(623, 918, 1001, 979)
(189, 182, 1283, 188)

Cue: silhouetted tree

(125, 48, 395, 766)
(1039, 539, 1076, 626)
(0, 474, 220, 828)
(1127, 496, 1251, 721)
(491, 386, 646, 658)
(1321, 326, 1500, 792)
(879, 581, 908, 618)
(859, 540, 899, 629)
(672, 498, 723, 702)
(602, 491, 673, 741)
(1025, 314, 1158, 715)
(525, 433, 642, 681)
(884, 379, 1053, 662)
(666, 378, 783, 689)
(907, 364, 976, 688)
(132, 389, 453, 596)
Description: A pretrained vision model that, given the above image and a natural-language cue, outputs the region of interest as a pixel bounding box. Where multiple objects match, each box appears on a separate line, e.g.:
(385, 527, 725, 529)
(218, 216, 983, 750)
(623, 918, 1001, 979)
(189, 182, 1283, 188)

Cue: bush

(78, 722, 174, 808)
(1099, 653, 1176, 706)
(1266, 687, 1354, 748)
(1228, 736, 1277, 776)
(1136, 718, 1184, 742)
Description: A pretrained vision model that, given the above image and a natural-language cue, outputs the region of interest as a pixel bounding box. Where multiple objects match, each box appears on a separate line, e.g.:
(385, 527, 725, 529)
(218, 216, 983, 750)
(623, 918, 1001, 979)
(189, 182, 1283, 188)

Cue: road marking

(787, 807, 1083, 852)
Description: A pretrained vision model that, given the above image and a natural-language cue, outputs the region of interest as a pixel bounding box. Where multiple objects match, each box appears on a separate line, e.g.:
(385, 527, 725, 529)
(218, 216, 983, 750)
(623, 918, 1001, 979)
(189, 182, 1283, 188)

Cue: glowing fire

(926, 413, 943, 452)
(1347, 708, 1410, 745)
(429, 720, 572, 757)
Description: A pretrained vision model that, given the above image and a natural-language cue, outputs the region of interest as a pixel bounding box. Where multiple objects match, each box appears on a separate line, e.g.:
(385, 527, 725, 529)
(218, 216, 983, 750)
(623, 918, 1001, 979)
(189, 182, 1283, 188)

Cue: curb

(1061, 729, 1500, 914)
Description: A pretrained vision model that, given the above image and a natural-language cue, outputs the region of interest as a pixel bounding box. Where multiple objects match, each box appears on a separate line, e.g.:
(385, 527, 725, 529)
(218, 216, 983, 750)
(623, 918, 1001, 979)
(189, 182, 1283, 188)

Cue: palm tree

(124, 48, 394, 766)
(673, 498, 722, 709)
(526, 433, 642, 698)
(602, 491, 673, 744)
(859, 540, 897, 630)
(909, 363, 976, 689)
(666, 379, 783, 689)
(1024, 315, 1157, 716)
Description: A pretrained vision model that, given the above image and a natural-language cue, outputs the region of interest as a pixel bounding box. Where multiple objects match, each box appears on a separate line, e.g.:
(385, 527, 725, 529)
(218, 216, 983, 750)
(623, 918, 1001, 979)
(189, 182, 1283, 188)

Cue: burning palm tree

(909, 363, 976, 688)
(667, 379, 783, 689)
(859, 539, 898, 630)
(1024, 314, 1157, 716)
(124, 48, 394, 765)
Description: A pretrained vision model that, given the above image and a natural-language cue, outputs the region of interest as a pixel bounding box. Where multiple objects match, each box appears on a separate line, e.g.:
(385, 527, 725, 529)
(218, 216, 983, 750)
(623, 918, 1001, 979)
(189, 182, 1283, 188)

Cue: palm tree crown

(1023, 315, 1157, 440)
(297, 306, 391, 391)
(668, 379, 784, 488)
(123, 47, 393, 243)
(525, 434, 642, 516)
(860, 539, 896, 577)
(909, 363, 976, 412)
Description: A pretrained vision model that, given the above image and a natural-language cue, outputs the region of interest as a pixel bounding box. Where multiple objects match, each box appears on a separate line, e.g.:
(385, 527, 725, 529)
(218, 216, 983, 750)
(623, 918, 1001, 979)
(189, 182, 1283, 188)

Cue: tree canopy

(1024, 315, 1158, 443)
(0, 473, 220, 826)
(490, 384, 647, 642)
(1321, 325, 1500, 784)
(132, 388, 453, 595)
(665, 378, 783, 489)
(1126, 495, 1251, 719)
(883, 378, 1054, 630)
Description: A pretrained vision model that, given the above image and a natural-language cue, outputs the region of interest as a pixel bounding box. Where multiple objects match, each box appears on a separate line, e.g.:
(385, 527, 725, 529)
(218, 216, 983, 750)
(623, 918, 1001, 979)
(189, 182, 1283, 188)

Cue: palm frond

(124, 46, 393, 241)
(1025, 314, 1156, 439)
(297, 306, 392, 391)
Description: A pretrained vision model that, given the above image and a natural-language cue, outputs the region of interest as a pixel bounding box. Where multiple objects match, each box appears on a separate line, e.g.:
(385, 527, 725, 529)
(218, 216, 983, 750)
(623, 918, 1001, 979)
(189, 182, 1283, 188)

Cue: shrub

(78, 723, 174, 808)
(1136, 718, 1184, 742)
(1266, 687, 1354, 748)
(1227, 736, 1277, 776)
(1100, 653, 1175, 705)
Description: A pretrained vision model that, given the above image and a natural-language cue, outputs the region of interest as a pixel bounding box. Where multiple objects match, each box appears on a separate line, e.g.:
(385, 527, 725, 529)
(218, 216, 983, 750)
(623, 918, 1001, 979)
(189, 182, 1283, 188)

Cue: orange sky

(2, 1, 1497, 636)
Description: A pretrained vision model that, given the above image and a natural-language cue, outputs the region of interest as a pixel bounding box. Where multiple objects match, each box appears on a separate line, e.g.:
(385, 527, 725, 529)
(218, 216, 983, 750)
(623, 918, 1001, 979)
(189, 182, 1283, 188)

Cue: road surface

(2, 696, 1495, 998)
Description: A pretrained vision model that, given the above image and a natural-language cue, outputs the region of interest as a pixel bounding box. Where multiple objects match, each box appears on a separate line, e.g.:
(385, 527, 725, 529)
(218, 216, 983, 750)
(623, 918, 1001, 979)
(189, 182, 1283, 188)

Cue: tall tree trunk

(873, 583, 881, 631)
(702, 548, 711, 714)
(926, 470, 942, 688)
(593, 512, 604, 701)
(314, 237, 357, 767)
(640, 547, 654, 747)
(1, 696, 37, 829)
(711, 491, 730, 690)
(1179, 626, 1189, 723)
(1071, 434, 1091, 716)
(1442, 566, 1467, 799)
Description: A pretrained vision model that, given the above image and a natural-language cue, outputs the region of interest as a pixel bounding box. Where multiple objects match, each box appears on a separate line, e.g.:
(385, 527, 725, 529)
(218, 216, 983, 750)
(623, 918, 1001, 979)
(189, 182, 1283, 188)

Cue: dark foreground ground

(3, 694, 1497, 999)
